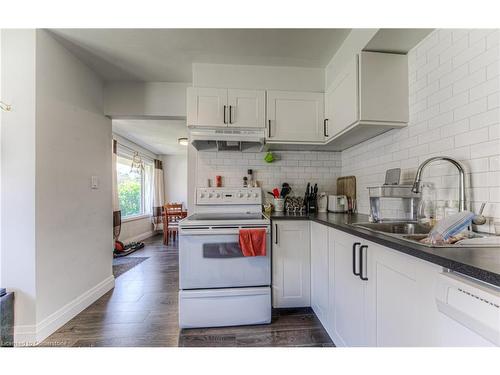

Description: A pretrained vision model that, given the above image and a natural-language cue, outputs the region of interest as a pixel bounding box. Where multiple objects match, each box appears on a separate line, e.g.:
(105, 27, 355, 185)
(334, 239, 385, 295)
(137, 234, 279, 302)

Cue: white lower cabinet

(310, 222, 329, 326)
(329, 229, 370, 346)
(274, 221, 497, 346)
(326, 228, 441, 347)
(272, 220, 311, 308)
(367, 242, 426, 346)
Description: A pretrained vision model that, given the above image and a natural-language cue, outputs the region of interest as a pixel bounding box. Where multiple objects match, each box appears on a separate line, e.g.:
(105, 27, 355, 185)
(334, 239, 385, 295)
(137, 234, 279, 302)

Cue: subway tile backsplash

(196, 150, 342, 203)
(341, 29, 500, 233)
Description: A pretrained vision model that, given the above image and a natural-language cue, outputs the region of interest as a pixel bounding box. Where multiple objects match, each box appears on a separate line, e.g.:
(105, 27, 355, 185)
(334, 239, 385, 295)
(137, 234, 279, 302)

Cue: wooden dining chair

(162, 203, 187, 245)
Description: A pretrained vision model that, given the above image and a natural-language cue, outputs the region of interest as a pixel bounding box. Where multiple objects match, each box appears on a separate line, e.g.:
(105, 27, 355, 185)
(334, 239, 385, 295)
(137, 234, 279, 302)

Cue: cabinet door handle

(274, 223, 278, 244)
(324, 119, 329, 137)
(223, 105, 227, 124)
(229, 105, 233, 124)
(359, 245, 368, 281)
(352, 242, 361, 276)
(268, 120, 272, 138)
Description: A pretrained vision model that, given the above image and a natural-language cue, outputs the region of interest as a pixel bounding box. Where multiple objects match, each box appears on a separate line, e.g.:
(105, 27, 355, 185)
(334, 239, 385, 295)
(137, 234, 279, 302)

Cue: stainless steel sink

(353, 221, 432, 235)
(352, 221, 498, 248)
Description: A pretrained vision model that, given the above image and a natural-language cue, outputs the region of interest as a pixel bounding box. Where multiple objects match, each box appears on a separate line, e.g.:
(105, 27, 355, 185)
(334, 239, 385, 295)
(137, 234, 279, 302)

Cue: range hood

(190, 128, 266, 152)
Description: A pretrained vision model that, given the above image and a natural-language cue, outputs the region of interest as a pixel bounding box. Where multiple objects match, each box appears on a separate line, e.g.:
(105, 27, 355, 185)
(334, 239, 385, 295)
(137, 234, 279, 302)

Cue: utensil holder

(273, 198, 285, 212)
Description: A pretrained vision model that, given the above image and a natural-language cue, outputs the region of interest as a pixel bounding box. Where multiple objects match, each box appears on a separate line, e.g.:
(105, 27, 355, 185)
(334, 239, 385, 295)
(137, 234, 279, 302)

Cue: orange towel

(239, 228, 267, 257)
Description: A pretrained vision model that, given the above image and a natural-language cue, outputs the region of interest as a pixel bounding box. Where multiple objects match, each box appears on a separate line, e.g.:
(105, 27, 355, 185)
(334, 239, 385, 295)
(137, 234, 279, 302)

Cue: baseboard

(14, 275, 115, 346)
(13, 325, 37, 347)
(121, 230, 155, 244)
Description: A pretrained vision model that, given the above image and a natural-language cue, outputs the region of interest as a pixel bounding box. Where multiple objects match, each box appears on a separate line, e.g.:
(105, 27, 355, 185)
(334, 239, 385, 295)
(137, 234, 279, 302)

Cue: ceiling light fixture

(178, 137, 188, 146)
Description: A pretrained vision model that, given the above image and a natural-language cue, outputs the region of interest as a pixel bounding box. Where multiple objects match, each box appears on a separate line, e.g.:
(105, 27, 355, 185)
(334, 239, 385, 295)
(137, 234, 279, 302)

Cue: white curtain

(112, 139, 121, 240)
(152, 159, 165, 231)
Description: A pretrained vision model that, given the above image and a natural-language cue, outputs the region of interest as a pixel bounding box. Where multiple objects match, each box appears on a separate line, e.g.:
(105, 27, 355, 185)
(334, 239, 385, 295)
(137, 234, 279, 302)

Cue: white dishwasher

(435, 271, 500, 347)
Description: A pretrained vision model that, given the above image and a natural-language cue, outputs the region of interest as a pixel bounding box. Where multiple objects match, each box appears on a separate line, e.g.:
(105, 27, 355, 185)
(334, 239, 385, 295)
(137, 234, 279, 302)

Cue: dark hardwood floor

(41, 235, 334, 347)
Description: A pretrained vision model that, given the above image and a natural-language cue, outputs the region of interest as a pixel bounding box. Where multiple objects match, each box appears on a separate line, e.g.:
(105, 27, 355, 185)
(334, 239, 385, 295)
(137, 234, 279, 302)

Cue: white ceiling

(49, 29, 351, 82)
(112, 119, 188, 155)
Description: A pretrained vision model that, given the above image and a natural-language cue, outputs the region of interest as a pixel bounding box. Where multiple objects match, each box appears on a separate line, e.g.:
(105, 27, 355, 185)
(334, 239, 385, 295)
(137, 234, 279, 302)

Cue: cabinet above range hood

(189, 128, 266, 152)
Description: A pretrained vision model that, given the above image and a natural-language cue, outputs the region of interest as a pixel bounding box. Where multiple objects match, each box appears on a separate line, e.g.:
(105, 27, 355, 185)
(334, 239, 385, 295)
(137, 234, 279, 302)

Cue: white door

(366, 243, 419, 347)
(266, 90, 325, 142)
(325, 56, 358, 140)
(186, 87, 228, 127)
(272, 220, 311, 308)
(310, 222, 329, 326)
(227, 89, 265, 128)
(331, 229, 367, 346)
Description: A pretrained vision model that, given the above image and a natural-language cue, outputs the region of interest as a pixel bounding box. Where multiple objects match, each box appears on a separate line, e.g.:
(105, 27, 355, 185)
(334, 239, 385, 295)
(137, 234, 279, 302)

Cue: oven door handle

(179, 226, 270, 236)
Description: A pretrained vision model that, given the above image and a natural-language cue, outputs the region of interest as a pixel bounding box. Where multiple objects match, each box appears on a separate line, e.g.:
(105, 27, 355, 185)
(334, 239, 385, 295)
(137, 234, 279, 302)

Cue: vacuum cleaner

(113, 240, 145, 258)
(113, 210, 144, 258)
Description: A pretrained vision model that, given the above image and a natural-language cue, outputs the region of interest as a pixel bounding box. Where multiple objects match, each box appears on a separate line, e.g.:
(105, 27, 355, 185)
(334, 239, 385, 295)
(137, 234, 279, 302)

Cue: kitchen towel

(239, 228, 267, 257)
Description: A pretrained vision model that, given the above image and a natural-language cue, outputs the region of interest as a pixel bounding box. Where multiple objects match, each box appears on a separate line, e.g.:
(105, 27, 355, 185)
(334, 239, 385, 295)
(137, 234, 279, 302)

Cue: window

(116, 154, 153, 219)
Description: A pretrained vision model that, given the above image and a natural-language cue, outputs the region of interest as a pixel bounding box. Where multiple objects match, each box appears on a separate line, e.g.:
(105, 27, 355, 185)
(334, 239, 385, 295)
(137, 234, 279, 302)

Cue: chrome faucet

(411, 156, 466, 212)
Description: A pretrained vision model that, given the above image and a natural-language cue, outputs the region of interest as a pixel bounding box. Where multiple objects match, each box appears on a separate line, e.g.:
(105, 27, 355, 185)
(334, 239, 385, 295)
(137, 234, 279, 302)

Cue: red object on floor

(239, 228, 267, 257)
(115, 240, 125, 252)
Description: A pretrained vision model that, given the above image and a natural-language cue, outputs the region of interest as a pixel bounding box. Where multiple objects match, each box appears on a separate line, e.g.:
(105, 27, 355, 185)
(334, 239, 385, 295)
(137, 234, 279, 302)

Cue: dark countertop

(271, 211, 500, 287)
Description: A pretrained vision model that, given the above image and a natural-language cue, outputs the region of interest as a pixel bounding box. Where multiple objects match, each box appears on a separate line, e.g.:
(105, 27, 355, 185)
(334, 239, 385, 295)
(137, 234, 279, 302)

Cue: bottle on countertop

(247, 169, 254, 187)
(417, 183, 437, 226)
(444, 200, 459, 218)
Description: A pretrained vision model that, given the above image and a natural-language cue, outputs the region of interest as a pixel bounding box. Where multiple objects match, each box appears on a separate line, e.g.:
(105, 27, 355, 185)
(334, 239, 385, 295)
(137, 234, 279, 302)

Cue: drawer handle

(352, 242, 361, 276)
(274, 223, 278, 244)
(359, 245, 368, 281)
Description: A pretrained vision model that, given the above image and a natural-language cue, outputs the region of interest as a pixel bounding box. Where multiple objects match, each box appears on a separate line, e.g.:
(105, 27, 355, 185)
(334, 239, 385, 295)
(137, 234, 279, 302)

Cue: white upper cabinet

(227, 89, 266, 128)
(266, 90, 325, 143)
(324, 51, 408, 149)
(359, 51, 409, 123)
(325, 57, 358, 141)
(187, 87, 228, 127)
(187, 87, 265, 128)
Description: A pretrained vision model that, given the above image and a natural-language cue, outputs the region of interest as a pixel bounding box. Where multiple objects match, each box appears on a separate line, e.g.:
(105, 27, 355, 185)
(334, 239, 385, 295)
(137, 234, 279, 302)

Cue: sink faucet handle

(472, 202, 487, 226)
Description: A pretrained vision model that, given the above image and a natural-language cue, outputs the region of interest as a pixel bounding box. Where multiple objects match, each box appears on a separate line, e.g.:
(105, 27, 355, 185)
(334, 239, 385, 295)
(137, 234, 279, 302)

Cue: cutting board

(337, 176, 356, 199)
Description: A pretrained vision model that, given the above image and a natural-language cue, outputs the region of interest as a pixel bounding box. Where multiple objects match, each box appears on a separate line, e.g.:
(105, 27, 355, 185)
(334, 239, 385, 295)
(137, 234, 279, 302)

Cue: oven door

(179, 225, 271, 289)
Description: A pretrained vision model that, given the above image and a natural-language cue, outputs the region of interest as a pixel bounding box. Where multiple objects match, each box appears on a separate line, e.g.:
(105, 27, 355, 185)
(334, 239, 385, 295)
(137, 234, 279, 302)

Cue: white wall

(195, 150, 342, 206)
(0, 29, 37, 335)
(162, 153, 188, 209)
(192, 63, 325, 92)
(35, 30, 113, 326)
(341, 29, 500, 233)
(1, 29, 114, 344)
(104, 81, 189, 118)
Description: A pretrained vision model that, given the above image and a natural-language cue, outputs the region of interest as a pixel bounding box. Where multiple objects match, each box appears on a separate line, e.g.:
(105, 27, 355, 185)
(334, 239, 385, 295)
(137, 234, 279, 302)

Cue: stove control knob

(199, 193, 205, 198)
(208, 193, 213, 198)
(246, 193, 251, 198)
(238, 193, 243, 198)
(254, 193, 259, 198)
(215, 193, 221, 198)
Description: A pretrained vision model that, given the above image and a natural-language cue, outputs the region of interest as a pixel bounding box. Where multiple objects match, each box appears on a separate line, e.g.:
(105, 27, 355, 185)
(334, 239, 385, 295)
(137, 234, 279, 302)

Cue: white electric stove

(178, 187, 271, 329)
